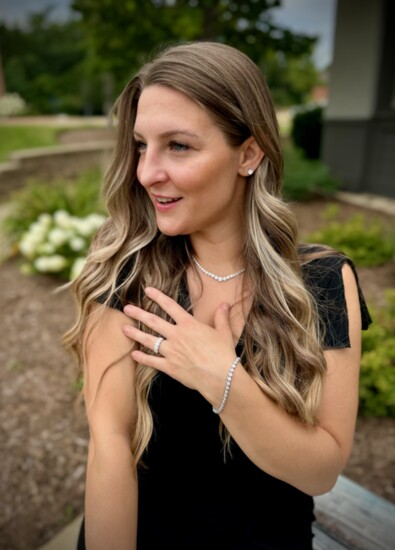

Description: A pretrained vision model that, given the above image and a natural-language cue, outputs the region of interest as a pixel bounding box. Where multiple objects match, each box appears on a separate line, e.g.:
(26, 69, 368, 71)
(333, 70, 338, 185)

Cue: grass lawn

(0, 126, 65, 162)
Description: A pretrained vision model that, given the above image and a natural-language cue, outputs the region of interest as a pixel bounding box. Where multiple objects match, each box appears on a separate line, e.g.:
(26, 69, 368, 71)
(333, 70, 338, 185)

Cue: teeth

(157, 198, 177, 203)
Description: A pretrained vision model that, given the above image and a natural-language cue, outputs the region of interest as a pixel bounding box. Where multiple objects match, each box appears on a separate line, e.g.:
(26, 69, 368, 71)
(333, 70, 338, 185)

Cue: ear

(238, 136, 265, 177)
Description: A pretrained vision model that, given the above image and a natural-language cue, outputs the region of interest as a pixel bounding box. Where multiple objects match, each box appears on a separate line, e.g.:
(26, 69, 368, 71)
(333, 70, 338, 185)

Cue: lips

(152, 195, 182, 212)
(156, 197, 181, 204)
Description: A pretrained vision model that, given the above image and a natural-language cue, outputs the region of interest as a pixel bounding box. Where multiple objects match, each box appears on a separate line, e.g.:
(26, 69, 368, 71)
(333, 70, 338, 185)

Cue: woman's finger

(144, 287, 190, 324)
(123, 324, 166, 355)
(131, 349, 167, 371)
(123, 304, 173, 338)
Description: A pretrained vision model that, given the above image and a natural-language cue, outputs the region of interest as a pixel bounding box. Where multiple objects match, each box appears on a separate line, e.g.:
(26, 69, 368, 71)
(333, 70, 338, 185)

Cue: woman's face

(134, 85, 247, 239)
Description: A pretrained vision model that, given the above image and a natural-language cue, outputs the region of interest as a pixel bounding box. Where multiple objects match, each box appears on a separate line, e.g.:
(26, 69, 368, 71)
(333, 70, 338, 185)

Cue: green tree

(72, 0, 319, 106)
(0, 8, 103, 114)
(0, 1, 320, 114)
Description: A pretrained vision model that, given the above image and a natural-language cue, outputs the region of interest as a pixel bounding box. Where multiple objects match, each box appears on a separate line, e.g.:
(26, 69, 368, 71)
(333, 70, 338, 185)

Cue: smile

(153, 196, 182, 212)
(156, 197, 181, 204)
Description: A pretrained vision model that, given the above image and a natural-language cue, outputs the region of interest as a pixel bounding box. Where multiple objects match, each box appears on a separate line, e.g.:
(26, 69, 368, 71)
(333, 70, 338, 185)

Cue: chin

(157, 223, 190, 237)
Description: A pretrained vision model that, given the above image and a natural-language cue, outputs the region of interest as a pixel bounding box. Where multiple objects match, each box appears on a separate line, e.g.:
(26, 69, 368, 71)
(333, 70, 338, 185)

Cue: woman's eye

(170, 141, 189, 152)
(135, 141, 146, 153)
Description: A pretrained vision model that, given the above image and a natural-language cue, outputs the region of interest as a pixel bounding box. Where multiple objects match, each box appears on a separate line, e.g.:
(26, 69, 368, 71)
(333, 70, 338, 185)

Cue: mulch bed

(0, 198, 394, 550)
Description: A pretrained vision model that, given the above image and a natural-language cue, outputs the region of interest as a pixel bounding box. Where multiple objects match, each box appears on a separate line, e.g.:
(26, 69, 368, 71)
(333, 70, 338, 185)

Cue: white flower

(37, 213, 52, 227)
(74, 219, 96, 237)
(54, 210, 69, 221)
(69, 236, 86, 252)
(34, 255, 68, 273)
(48, 228, 71, 247)
(54, 210, 74, 230)
(74, 214, 106, 236)
(86, 213, 106, 229)
(18, 211, 105, 279)
(37, 242, 56, 255)
(70, 257, 87, 279)
(0, 93, 26, 117)
(19, 234, 43, 258)
(28, 223, 48, 241)
(19, 238, 36, 259)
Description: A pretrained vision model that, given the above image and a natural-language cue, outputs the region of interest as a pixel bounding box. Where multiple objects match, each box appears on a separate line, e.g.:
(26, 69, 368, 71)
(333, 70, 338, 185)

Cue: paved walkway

(0, 203, 13, 262)
(336, 191, 395, 216)
(40, 516, 82, 550)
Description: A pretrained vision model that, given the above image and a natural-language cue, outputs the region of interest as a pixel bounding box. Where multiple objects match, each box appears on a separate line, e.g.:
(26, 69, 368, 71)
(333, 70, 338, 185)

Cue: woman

(64, 42, 371, 549)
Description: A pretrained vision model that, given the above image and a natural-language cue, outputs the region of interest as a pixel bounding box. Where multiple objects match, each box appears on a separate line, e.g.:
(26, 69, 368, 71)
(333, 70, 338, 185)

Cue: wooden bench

(40, 475, 395, 550)
(313, 475, 395, 549)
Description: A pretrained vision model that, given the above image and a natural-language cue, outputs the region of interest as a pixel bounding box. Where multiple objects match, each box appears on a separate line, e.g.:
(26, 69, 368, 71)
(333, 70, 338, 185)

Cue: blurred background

(0, 0, 334, 115)
(0, 1, 394, 549)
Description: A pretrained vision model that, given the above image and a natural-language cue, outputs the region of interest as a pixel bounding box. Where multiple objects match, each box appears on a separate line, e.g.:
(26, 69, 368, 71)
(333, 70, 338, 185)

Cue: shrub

(0, 93, 27, 117)
(307, 206, 394, 267)
(18, 210, 106, 280)
(283, 144, 340, 201)
(359, 290, 395, 417)
(290, 106, 323, 160)
(3, 168, 105, 245)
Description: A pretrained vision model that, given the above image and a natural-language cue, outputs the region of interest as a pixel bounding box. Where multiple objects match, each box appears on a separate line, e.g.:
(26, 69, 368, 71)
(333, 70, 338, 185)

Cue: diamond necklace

(191, 256, 246, 283)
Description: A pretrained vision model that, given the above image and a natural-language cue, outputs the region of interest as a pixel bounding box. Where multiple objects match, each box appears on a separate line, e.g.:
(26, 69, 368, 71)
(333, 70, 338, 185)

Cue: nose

(137, 148, 169, 188)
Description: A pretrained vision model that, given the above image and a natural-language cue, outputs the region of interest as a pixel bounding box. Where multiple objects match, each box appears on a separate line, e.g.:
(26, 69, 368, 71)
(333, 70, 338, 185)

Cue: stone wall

(0, 141, 114, 200)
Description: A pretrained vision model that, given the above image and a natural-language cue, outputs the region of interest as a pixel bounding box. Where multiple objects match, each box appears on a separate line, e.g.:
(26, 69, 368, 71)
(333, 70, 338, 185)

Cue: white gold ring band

(153, 336, 164, 355)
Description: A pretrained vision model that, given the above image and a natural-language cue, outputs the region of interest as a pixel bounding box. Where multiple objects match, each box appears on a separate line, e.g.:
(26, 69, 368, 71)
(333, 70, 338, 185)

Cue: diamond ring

(153, 336, 165, 355)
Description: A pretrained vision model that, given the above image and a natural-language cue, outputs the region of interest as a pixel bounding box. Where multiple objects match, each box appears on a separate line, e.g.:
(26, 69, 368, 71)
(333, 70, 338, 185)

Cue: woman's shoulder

(298, 244, 351, 296)
(298, 243, 347, 273)
(299, 243, 348, 295)
(298, 243, 361, 294)
(298, 243, 372, 347)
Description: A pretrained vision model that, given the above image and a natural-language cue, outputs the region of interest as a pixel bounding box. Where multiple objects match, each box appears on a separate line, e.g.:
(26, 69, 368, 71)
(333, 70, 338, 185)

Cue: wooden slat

(314, 475, 395, 550)
(313, 524, 350, 549)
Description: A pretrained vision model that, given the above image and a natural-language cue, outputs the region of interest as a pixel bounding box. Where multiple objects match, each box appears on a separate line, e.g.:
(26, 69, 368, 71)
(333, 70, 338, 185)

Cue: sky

(0, 0, 337, 69)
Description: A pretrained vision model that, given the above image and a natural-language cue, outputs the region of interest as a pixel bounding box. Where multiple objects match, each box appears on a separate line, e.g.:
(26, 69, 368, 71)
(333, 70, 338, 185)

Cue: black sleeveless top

(78, 253, 371, 550)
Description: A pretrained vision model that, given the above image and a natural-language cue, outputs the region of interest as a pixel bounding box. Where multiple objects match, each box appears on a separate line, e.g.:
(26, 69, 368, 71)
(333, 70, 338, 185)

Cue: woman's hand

(122, 287, 237, 401)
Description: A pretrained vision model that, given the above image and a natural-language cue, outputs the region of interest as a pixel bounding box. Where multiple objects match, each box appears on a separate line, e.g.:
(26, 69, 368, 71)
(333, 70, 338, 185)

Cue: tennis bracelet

(212, 357, 241, 414)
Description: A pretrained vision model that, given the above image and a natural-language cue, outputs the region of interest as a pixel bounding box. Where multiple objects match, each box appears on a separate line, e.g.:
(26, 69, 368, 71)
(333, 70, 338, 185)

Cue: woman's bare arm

(83, 303, 138, 550)
(217, 263, 362, 495)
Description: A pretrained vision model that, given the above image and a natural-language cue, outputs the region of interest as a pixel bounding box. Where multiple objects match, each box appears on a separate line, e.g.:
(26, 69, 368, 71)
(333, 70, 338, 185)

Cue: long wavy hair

(64, 41, 330, 464)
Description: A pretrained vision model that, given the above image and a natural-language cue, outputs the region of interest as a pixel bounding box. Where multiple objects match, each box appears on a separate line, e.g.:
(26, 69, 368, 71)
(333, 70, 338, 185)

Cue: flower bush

(0, 93, 27, 117)
(18, 210, 106, 280)
(3, 168, 104, 244)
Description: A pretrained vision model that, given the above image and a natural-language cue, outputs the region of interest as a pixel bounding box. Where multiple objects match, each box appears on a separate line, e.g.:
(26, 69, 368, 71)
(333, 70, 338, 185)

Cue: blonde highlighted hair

(64, 41, 329, 464)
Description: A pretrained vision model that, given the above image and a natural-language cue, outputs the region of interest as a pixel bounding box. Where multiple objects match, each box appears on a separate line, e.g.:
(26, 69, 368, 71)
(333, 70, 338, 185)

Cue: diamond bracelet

(212, 357, 241, 414)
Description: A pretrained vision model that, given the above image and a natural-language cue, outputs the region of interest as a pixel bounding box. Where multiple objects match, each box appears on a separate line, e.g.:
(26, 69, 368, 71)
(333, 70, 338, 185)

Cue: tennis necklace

(191, 256, 246, 282)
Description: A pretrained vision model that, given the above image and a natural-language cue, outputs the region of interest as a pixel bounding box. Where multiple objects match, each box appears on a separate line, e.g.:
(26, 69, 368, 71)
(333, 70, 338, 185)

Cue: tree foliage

(1, 1, 321, 114)
(0, 9, 103, 114)
(72, 0, 319, 104)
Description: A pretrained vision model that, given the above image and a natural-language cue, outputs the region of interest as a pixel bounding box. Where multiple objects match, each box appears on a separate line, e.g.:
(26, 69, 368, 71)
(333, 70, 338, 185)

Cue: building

(322, 0, 395, 198)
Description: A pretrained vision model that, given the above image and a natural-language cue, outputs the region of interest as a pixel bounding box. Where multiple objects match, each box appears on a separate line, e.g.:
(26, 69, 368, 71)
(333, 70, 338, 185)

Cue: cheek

(184, 161, 220, 189)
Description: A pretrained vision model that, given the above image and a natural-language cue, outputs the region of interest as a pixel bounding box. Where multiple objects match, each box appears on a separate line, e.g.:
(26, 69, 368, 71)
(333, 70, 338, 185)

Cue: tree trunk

(0, 50, 6, 97)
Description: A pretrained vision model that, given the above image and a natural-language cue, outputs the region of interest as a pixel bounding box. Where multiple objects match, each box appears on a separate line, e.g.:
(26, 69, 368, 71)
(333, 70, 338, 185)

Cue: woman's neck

(189, 230, 245, 273)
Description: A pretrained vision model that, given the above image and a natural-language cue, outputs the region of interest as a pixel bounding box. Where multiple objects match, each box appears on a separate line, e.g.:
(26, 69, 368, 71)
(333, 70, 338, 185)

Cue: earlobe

(239, 136, 264, 177)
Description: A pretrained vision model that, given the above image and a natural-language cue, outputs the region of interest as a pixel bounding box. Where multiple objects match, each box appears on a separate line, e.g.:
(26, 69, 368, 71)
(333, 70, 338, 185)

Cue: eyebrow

(133, 129, 200, 139)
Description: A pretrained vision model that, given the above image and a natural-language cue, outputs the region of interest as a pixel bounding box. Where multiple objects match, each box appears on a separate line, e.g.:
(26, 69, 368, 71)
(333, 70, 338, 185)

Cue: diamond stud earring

(247, 169, 254, 176)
